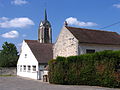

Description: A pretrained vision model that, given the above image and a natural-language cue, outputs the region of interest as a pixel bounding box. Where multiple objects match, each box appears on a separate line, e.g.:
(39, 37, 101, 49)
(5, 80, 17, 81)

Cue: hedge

(48, 50, 120, 88)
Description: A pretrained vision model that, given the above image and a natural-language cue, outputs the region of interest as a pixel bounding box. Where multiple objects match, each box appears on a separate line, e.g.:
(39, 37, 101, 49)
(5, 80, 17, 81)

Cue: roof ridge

(24, 39, 37, 41)
(24, 39, 53, 45)
(66, 26, 117, 33)
(24, 39, 38, 43)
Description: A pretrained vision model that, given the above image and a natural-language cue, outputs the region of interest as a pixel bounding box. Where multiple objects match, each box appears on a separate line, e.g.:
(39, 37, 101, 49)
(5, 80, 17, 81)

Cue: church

(17, 10, 120, 80)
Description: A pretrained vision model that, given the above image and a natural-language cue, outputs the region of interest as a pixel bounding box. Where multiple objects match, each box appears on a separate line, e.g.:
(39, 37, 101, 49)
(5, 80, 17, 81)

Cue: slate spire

(45, 9, 47, 21)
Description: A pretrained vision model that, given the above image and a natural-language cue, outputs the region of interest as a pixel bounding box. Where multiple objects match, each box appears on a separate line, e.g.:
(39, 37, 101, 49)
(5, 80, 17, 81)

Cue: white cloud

(11, 0, 28, 5)
(113, 4, 120, 8)
(0, 17, 34, 28)
(1, 30, 19, 38)
(0, 17, 9, 21)
(66, 17, 97, 27)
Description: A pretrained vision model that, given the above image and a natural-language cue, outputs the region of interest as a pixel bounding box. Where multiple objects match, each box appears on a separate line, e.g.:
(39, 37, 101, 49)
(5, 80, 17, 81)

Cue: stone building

(53, 26, 120, 59)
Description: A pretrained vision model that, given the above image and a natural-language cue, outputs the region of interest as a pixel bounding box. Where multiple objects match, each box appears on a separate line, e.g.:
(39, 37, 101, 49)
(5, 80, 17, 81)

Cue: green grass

(0, 75, 15, 77)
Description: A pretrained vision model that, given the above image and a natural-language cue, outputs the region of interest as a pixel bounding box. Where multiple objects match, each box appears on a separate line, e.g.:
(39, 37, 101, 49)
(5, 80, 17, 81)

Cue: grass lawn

(0, 75, 16, 77)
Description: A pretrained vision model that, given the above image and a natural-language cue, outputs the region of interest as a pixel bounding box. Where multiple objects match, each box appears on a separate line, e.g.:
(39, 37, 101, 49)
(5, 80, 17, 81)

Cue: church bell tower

(38, 9, 52, 43)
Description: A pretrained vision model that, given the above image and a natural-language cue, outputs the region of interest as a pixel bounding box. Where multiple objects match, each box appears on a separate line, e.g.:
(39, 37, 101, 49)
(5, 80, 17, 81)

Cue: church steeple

(44, 9, 47, 21)
(38, 9, 52, 43)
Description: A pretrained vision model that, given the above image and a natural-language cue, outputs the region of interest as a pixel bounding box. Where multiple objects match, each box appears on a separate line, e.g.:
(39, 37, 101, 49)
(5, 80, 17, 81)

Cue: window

(32, 66, 36, 71)
(20, 65, 22, 72)
(23, 65, 26, 72)
(39, 65, 45, 70)
(28, 65, 31, 72)
(86, 49, 95, 54)
(44, 28, 49, 43)
(25, 54, 27, 58)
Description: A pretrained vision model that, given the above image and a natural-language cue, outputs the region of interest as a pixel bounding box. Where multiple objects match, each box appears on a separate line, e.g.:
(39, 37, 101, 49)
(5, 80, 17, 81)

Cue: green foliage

(48, 57, 67, 84)
(49, 50, 120, 88)
(0, 42, 18, 67)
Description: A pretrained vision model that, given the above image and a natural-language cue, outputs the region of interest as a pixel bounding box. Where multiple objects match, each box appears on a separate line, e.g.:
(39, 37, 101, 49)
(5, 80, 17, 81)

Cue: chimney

(64, 21, 68, 26)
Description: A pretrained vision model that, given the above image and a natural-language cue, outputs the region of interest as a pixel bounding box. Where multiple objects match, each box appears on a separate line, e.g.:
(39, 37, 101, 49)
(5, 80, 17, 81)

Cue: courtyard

(0, 76, 119, 90)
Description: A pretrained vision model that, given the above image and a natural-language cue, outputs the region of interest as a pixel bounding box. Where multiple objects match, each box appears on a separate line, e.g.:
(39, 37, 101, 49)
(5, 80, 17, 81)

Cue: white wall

(79, 43, 120, 54)
(17, 40, 39, 79)
(53, 26, 79, 59)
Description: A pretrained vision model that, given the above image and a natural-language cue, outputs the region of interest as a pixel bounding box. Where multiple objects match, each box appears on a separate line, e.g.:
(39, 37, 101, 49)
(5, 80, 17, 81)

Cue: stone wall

(53, 26, 79, 59)
(0, 67, 16, 75)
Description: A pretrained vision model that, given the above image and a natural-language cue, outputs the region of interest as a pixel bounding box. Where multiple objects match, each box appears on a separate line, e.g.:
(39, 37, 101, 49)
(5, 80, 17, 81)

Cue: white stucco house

(17, 40, 53, 80)
(53, 26, 120, 58)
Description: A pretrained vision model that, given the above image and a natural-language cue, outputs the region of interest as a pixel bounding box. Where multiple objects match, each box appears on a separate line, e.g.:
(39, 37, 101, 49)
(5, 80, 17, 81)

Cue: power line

(100, 21, 120, 29)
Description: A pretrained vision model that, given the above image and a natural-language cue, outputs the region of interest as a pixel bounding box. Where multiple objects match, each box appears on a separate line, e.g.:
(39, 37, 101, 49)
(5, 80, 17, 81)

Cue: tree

(0, 42, 18, 67)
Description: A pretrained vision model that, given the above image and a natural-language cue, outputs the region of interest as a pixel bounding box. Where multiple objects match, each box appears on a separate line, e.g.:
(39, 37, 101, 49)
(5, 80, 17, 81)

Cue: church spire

(45, 9, 47, 21)
(38, 9, 52, 43)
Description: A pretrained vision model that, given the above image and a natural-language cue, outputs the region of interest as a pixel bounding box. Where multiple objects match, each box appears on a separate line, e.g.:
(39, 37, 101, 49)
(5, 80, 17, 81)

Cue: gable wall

(53, 27, 79, 59)
(17, 40, 39, 79)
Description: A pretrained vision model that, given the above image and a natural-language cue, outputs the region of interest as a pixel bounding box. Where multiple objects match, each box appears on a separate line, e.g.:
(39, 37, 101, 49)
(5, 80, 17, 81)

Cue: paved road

(0, 76, 119, 90)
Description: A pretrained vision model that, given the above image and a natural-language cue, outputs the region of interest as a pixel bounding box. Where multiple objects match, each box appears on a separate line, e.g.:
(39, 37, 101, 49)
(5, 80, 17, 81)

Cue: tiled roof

(25, 40, 53, 64)
(66, 26, 120, 45)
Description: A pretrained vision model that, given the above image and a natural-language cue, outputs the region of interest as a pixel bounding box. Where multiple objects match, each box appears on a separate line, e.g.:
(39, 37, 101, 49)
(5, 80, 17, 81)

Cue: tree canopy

(0, 42, 18, 67)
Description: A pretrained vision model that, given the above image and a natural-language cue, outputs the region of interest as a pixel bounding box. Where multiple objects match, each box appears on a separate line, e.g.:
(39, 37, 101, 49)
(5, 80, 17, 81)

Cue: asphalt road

(0, 76, 119, 90)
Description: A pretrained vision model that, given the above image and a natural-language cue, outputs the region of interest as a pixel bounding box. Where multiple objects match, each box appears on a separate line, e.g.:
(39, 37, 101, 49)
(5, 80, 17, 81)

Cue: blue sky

(0, 0, 120, 51)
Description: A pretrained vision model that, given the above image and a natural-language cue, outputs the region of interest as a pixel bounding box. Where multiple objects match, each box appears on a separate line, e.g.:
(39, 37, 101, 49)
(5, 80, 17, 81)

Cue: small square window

(23, 65, 26, 71)
(20, 65, 22, 72)
(32, 66, 36, 71)
(86, 49, 95, 54)
(28, 65, 31, 72)
(25, 54, 27, 58)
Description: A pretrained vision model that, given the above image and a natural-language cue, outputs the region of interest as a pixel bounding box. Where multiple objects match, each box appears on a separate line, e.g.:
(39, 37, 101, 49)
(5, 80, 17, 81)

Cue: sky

(0, 0, 120, 51)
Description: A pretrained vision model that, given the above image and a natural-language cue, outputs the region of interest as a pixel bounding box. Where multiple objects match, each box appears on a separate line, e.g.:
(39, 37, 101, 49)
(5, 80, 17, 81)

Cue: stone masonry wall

(53, 27, 79, 59)
(0, 67, 16, 75)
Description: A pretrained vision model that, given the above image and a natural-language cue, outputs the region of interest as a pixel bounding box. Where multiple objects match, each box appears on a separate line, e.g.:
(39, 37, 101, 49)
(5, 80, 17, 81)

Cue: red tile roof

(25, 40, 53, 64)
(66, 26, 120, 45)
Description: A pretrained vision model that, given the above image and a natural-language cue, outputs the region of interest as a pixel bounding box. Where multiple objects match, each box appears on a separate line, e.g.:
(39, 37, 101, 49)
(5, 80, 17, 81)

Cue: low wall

(0, 67, 16, 75)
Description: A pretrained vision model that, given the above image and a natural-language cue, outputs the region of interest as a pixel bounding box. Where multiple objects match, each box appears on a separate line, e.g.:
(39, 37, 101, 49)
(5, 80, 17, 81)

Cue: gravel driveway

(0, 76, 119, 90)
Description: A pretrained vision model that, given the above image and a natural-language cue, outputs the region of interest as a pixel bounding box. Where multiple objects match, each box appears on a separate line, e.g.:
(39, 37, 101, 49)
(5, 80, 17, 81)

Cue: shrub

(49, 50, 120, 88)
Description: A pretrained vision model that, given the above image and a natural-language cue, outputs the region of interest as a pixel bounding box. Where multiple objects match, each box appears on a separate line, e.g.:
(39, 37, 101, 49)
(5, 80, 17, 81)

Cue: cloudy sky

(0, 0, 120, 51)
